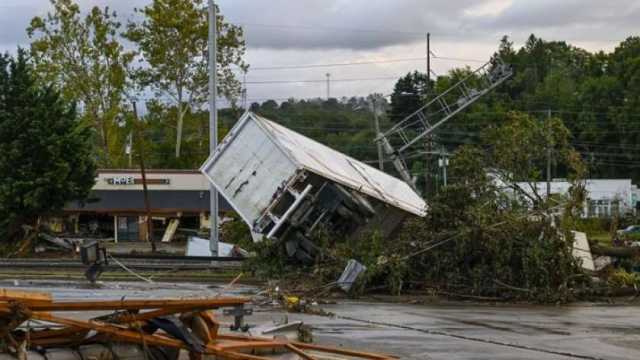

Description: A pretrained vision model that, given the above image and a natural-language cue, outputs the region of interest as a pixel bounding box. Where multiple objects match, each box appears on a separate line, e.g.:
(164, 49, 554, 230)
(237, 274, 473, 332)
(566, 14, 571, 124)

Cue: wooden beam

(29, 313, 270, 360)
(0, 288, 51, 303)
(285, 343, 317, 360)
(0, 298, 248, 312)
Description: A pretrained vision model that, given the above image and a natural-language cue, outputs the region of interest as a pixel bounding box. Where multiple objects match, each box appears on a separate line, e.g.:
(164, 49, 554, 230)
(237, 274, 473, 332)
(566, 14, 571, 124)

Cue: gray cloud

(1, 0, 636, 101)
(218, 0, 482, 50)
(218, 0, 639, 50)
(0, 3, 39, 46)
(471, 0, 640, 43)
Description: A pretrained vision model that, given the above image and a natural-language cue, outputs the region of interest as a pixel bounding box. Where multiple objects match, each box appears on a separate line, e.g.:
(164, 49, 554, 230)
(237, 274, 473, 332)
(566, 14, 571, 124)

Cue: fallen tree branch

(493, 279, 531, 293)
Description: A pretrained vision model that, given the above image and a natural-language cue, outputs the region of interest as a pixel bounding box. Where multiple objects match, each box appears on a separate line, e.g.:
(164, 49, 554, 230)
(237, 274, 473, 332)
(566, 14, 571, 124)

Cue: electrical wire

(244, 76, 398, 84)
(242, 55, 486, 72)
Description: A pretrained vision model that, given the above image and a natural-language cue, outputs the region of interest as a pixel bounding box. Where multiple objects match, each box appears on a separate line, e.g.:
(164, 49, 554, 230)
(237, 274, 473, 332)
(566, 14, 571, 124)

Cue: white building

(514, 179, 640, 218)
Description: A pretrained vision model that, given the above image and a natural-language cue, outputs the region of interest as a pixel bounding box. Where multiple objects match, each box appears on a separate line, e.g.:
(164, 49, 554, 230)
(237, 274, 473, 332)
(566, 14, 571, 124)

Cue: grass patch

(587, 231, 611, 246)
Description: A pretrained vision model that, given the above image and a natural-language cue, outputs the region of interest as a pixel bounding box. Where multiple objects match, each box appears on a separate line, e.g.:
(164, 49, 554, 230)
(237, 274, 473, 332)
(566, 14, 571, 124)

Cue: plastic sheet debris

(186, 236, 248, 257)
(572, 231, 595, 271)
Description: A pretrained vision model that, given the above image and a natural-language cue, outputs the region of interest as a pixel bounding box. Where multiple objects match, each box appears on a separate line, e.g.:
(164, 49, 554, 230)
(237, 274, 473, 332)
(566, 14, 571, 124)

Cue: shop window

(117, 216, 139, 241)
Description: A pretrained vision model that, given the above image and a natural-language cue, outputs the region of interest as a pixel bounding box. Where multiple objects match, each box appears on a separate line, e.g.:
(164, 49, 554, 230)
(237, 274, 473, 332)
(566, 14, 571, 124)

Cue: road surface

(3, 280, 639, 359)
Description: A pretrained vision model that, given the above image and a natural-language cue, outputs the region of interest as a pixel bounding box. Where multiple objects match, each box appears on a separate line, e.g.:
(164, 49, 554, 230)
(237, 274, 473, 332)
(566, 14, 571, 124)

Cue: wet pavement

(3, 280, 640, 359)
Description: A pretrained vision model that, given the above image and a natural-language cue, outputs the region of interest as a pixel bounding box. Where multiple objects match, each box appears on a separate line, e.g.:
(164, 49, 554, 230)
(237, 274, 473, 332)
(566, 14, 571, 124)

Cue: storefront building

(60, 169, 231, 242)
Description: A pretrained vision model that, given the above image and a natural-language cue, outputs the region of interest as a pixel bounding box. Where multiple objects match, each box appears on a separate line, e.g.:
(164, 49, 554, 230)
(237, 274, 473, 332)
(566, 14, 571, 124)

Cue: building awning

(64, 190, 232, 214)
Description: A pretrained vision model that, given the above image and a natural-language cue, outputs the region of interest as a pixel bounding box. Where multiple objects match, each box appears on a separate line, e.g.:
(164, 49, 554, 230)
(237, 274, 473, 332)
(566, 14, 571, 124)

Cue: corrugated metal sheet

(252, 113, 426, 216)
(201, 114, 300, 224)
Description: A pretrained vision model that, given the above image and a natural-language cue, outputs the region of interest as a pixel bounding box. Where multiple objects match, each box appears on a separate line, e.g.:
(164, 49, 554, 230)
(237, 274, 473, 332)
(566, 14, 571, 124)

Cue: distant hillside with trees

(22, 2, 640, 184)
(234, 35, 640, 192)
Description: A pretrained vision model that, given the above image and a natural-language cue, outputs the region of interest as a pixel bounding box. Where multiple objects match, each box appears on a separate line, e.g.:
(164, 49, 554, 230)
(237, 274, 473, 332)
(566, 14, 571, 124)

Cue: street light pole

(208, 0, 219, 255)
(372, 98, 384, 171)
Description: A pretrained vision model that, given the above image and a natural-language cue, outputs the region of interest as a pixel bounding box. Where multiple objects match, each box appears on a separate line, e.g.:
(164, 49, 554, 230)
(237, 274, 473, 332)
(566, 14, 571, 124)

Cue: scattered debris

(201, 112, 426, 261)
(38, 233, 76, 251)
(337, 259, 367, 292)
(251, 321, 312, 343)
(161, 218, 180, 243)
(0, 288, 396, 360)
(79, 240, 109, 283)
(186, 236, 248, 257)
(593, 256, 613, 271)
(571, 231, 595, 271)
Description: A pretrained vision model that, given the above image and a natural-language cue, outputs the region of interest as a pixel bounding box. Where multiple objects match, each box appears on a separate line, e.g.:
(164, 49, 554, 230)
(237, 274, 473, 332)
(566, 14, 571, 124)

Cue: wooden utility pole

(546, 109, 552, 198)
(424, 32, 432, 197)
(133, 102, 155, 252)
(326, 73, 331, 99)
(427, 33, 431, 84)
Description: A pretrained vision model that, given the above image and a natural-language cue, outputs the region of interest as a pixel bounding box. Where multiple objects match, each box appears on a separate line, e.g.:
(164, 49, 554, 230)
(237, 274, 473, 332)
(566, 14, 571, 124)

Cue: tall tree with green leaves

(0, 51, 96, 244)
(387, 71, 429, 124)
(27, 0, 134, 166)
(124, 0, 247, 159)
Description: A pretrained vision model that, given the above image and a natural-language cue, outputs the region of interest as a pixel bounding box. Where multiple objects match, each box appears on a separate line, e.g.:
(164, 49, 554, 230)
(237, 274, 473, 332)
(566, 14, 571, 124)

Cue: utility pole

(372, 98, 384, 170)
(424, 32, 432, 197)
(208, 0, 219, 255)
(326, 73, 331, 99)
(426, 33, 430, 85)
(546, 109, 552, 198)
(133, 102, 155, 252)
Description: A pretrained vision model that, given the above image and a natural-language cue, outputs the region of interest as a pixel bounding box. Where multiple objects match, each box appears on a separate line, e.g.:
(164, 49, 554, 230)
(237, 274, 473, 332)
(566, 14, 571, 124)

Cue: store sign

(109, 176, 135, 185)
(107, 176, 170, 185)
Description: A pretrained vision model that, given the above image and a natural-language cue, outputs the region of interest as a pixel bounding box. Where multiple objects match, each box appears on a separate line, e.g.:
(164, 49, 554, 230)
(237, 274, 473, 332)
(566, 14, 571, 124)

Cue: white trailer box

(201, 112, 426, 261)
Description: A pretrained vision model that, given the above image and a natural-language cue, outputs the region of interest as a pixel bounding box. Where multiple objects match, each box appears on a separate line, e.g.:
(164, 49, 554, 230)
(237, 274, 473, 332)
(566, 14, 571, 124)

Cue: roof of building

(250, 113, 426, 216)
(97, 169, 202, 174)
(64, 190, 232, 214)
(514, 179, 636, 201)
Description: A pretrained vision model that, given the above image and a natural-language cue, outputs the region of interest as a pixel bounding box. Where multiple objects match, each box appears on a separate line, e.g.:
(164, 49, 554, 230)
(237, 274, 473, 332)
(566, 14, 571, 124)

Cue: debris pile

(0, 288, 395, 360)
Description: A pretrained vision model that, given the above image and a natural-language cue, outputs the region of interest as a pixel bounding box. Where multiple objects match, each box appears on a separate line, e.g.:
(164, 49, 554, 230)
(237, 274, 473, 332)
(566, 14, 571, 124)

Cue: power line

(243, 55, 486, 71)
(231, 21, 425, 36)
(248, 57, 427, 70)
(244, 76, 397, 84)
(432, 55, 486, 64)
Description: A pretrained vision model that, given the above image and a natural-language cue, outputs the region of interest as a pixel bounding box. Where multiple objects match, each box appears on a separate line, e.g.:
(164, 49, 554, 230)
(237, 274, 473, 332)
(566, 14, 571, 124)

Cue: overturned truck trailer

(201, 112, 426, 261)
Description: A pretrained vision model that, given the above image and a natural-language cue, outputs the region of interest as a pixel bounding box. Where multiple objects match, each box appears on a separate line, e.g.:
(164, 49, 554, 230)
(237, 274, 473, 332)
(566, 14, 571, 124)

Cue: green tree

(484, 111, 584, 206)
(387, 71, 429, 124)
(394, 112, 587, 302)
(0, 51, 96, 243)
(27, 0, 134, 166)
(124, 0, 247, 159)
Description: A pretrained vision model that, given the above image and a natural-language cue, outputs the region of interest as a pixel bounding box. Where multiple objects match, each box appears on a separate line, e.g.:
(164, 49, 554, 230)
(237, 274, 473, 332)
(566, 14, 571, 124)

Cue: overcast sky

(0, 0, 638, 104)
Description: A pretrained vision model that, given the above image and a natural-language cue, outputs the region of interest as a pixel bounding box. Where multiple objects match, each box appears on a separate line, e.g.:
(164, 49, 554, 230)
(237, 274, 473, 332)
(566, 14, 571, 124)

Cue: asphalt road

(4, 280, 639, 359)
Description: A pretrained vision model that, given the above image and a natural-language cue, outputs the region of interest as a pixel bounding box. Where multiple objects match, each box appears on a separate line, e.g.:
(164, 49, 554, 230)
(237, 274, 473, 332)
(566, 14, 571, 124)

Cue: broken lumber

(0, 288, 397, 360)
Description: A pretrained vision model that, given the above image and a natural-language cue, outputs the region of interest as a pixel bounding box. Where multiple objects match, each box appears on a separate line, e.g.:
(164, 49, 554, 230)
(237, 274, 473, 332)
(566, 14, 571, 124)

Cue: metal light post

(371, 98, 384, 170)
(208, 0, 219, 255)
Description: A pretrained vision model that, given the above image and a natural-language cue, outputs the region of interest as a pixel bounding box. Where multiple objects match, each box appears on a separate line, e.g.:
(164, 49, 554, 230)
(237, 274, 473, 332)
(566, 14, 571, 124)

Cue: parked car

(617, 225, 640, 245)
(617, 225, 640, 235)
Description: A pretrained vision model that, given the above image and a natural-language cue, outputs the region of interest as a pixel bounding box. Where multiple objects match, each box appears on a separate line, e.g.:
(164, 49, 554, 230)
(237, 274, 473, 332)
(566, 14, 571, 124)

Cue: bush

(607, 269, 640, 288)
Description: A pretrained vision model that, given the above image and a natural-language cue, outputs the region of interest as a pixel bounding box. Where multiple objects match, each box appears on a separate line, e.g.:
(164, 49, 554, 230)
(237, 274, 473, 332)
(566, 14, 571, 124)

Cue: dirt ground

(2, 279, 639, 360)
